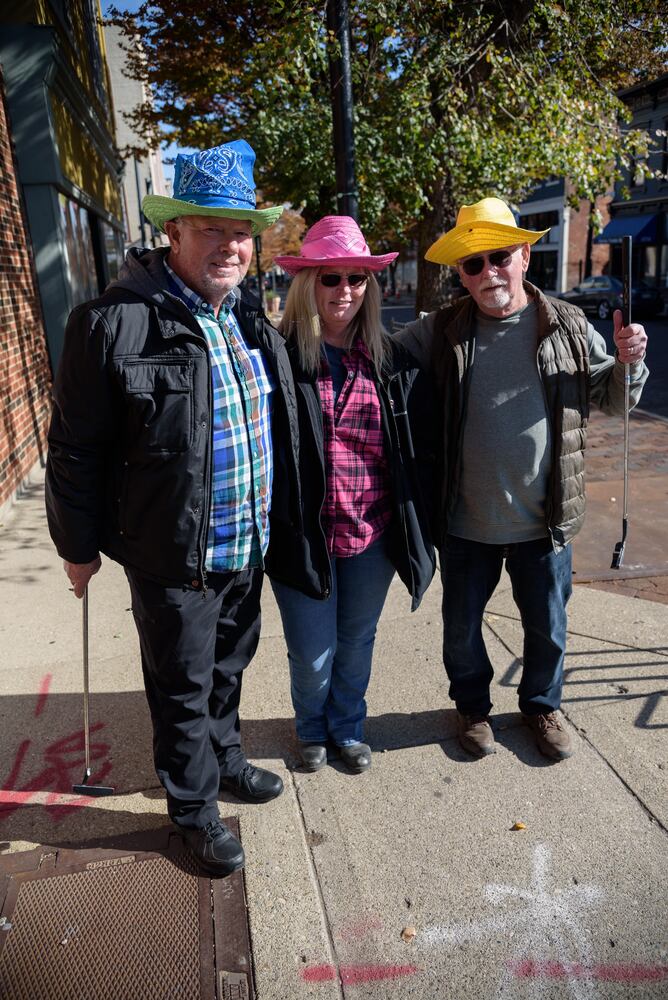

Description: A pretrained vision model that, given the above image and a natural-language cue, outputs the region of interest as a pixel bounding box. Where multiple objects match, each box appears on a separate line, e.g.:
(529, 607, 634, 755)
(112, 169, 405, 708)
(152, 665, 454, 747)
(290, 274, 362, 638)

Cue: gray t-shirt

(449, 300, 551, 544)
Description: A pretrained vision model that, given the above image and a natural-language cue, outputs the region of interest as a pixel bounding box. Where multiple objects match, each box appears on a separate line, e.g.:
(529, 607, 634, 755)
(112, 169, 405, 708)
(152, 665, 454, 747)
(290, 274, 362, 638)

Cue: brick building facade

(566, 195, 612, 290)
(0, 69, 51, 516)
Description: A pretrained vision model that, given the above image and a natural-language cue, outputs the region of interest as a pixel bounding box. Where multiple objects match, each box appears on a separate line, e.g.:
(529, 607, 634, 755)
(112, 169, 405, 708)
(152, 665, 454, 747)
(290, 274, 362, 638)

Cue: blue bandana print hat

(142, 139, 283, 236)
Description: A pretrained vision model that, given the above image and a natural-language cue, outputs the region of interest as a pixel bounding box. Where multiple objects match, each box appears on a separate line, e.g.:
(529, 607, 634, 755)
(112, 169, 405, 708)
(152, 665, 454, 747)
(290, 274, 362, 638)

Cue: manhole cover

(0, 822, 252, 1000)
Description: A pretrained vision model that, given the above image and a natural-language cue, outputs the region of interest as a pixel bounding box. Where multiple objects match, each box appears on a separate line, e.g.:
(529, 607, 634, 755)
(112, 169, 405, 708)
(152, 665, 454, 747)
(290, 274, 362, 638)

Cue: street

(596, 315, 667, 419)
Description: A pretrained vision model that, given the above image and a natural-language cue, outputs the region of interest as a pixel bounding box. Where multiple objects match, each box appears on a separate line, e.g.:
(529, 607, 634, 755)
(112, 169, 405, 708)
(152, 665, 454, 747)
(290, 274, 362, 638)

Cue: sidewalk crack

(288, 768, 346, 999)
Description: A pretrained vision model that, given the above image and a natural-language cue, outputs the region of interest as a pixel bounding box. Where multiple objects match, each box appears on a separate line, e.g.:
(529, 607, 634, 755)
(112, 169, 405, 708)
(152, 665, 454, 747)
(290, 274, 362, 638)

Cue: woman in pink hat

(266, 216, 436, 773)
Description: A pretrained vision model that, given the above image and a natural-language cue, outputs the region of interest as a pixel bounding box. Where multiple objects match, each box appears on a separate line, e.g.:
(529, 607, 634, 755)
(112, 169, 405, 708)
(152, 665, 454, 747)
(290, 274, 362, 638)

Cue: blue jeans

(271, 537, 396, 745)
(440, 535, 572, 716)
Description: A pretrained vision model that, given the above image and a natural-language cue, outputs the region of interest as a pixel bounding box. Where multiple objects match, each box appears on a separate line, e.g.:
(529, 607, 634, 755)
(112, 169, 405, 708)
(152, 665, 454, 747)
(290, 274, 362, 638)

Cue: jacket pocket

(119, 358, 194, 453)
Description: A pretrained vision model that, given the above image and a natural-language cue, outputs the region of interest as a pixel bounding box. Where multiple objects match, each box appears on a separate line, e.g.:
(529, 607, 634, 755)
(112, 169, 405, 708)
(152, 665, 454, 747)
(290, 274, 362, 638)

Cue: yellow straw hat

(425, 197, 550, 266)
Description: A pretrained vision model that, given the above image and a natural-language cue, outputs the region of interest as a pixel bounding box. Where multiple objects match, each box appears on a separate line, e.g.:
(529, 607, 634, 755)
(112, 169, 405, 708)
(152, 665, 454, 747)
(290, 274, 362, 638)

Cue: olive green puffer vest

(431, 282, 590, 550)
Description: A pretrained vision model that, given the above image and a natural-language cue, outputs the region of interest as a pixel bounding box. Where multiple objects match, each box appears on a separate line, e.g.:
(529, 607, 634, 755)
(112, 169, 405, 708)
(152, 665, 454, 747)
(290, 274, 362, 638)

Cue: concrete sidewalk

(1, 471, 667, 1000)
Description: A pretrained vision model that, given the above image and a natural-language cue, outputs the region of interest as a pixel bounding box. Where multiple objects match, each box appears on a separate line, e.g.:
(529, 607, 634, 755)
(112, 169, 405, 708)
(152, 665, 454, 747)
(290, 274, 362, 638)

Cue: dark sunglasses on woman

(460, 247, 519, 276)
(319, 273, 368, 288)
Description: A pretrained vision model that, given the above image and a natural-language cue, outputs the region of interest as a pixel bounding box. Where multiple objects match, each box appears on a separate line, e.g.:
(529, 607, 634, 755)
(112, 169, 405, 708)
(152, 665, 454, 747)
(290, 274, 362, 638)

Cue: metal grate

(0, 823, 253, 1000)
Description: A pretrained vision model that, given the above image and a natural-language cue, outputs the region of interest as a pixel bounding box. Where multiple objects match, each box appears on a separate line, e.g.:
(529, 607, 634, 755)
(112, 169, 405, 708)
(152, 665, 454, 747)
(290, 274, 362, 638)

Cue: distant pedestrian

(396, 197, 648, 761)
(46, 140, 299, 876)
(267, 216, 436, 773)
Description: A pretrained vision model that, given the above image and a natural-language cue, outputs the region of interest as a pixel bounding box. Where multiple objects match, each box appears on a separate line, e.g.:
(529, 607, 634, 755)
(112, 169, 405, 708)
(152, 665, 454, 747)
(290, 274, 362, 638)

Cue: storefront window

(641, 246, 658, 287)
(100, 220, 125, 282)
(518, 210, 560, 244)
(59, 194, 98, 307)
(527, 250, 559, 292)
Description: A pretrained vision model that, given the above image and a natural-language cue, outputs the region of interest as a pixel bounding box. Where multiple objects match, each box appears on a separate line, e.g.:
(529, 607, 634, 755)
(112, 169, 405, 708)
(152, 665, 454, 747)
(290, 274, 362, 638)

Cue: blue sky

(102, 1, 195, 184)
(101, 0, 141, 13)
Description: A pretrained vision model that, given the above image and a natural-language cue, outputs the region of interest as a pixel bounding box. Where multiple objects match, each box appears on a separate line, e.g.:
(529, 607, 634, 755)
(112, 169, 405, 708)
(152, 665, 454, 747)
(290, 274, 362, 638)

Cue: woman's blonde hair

(278, 268, 391, 377)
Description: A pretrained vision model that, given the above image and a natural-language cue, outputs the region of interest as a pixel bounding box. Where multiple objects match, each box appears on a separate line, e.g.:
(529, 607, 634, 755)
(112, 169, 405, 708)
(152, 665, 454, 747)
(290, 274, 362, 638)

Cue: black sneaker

(220, 764, 284, 803)
(180, 819, 245, 876)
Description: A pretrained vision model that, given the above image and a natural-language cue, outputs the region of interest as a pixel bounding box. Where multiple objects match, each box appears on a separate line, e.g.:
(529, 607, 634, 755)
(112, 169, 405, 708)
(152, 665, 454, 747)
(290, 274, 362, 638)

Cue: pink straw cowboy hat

(425, 197, 550, 266)
(274, 216, 398, 276)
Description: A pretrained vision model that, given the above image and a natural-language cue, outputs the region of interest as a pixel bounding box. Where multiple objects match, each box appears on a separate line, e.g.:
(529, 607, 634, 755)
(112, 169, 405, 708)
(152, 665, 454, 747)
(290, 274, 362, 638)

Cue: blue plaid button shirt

(165, 260, 274, 572)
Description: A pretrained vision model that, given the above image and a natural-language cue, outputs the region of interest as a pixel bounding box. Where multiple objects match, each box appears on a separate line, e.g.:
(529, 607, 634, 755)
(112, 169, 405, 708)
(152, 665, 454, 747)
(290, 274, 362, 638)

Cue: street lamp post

(254, 234, 264, 311)
(326, 0, 358, 221)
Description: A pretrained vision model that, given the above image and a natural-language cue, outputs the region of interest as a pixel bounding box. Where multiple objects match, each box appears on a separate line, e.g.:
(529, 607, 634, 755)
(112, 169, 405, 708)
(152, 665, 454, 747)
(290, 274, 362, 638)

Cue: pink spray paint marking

(34, 673, 52, 717)
(340, 964, 419, 985)
(301, 963, 418, 984)
(337, 917, 384, 942)
(509, 959, 668, 983)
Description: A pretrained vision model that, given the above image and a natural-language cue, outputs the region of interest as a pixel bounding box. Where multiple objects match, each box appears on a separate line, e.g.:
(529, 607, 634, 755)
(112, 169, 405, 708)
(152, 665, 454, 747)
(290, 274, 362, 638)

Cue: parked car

(559, 275, 663, 320)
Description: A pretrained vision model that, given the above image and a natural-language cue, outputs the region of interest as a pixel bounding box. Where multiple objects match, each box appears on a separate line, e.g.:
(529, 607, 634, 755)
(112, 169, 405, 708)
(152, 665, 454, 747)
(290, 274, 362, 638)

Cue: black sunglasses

(319, 273, 368, 288)
(460, 248, 518, 276)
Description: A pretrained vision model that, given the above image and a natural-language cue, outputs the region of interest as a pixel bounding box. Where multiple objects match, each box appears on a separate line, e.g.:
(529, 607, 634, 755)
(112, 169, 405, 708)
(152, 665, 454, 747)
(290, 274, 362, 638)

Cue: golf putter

(72, 586, 114, 796)
(611, 234, 632, 570)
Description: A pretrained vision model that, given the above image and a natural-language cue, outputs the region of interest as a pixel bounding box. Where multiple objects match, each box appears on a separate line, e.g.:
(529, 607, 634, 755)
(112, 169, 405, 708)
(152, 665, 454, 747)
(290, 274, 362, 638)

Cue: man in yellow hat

(45, 140, 299, 875)
(397, 197, 648, 761)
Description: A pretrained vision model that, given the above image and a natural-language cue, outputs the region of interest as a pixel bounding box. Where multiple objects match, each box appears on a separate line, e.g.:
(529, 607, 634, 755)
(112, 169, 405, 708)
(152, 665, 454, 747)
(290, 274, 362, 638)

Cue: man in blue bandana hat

(46, 140, 299, 876)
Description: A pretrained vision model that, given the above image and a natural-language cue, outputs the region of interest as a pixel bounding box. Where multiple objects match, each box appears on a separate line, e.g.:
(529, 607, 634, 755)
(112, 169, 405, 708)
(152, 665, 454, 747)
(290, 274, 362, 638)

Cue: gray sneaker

(456, 712, 496, 757)
(299, 743, 328, 771)
(523, 711, 573, 761)
(339, 742, 372, 772)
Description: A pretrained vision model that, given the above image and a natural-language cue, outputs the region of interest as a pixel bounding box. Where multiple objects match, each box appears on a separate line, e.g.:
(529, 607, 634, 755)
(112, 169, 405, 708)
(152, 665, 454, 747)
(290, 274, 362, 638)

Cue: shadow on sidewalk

(0, 689, 159, 849)
(495, 648, 667, 730)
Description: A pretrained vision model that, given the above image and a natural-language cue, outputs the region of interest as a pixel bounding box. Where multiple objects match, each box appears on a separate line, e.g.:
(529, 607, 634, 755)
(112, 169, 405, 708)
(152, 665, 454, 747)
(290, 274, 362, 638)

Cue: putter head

(72, 769, 115, 797)
(611, 540, 626, 570)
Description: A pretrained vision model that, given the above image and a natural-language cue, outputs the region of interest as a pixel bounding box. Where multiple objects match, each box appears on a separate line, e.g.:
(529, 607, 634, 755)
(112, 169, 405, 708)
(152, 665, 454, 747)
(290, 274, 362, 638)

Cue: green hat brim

(142, 195, 283, 236)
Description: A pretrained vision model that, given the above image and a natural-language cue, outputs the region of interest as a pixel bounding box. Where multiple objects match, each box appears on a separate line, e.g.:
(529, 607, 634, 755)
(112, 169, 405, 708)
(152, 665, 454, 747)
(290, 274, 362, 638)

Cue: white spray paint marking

(423, 844, 604, 999)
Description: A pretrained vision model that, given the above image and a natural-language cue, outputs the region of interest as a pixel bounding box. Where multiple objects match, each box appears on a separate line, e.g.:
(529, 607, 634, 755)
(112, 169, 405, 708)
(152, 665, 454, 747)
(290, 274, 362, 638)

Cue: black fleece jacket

(45, 247, 300, 589)
(265, 338, 437, 611)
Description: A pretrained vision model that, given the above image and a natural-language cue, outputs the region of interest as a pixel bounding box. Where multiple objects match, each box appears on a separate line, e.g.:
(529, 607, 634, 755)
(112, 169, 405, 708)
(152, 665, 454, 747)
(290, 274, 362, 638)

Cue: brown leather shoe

(456, 712, 495, 757)
(523, 711, 573, 760)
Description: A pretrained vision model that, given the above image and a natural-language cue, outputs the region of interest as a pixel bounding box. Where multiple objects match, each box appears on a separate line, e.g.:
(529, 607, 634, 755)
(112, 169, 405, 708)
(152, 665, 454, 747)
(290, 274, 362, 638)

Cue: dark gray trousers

(126, 567, 263, 828)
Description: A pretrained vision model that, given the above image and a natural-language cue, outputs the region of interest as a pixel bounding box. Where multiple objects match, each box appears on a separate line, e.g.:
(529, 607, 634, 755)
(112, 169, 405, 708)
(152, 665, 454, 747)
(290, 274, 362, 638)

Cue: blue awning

(594, 213, 658, 244)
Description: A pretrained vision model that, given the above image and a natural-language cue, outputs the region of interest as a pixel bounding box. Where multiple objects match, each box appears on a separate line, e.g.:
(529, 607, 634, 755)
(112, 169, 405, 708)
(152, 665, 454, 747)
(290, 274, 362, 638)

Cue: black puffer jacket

(265, 337, 437, 610)
(46, 248, 300, 589)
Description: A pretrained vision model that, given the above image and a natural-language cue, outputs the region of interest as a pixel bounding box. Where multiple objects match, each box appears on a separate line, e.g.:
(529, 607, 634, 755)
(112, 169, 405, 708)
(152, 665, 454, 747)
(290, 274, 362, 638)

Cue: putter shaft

(72, 587, 114, 796)
(610, 235, 632, 570)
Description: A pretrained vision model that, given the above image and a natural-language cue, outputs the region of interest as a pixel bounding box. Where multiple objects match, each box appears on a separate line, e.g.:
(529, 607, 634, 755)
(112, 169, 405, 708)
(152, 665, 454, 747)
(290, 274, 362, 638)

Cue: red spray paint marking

(0, 723, 111, 822)
(509, 959, 668, 983)
(301, 964, 418, 984)
(34, 673, 53, 717)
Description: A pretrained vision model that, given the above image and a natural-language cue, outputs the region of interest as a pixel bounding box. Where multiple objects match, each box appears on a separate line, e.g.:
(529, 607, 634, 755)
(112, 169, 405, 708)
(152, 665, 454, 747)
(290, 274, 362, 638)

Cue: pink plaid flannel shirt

(317, 339, 392, 557)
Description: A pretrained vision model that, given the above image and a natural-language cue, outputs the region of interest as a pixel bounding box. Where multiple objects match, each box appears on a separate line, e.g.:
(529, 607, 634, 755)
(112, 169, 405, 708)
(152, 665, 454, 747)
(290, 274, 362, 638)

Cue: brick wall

(0, 68, 52, 513)
(567, 194, 612, 290)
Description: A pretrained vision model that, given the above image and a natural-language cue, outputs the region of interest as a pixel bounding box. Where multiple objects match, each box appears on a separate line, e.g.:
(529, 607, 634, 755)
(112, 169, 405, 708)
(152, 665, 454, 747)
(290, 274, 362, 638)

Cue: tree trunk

(415, 173, 457, 315)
